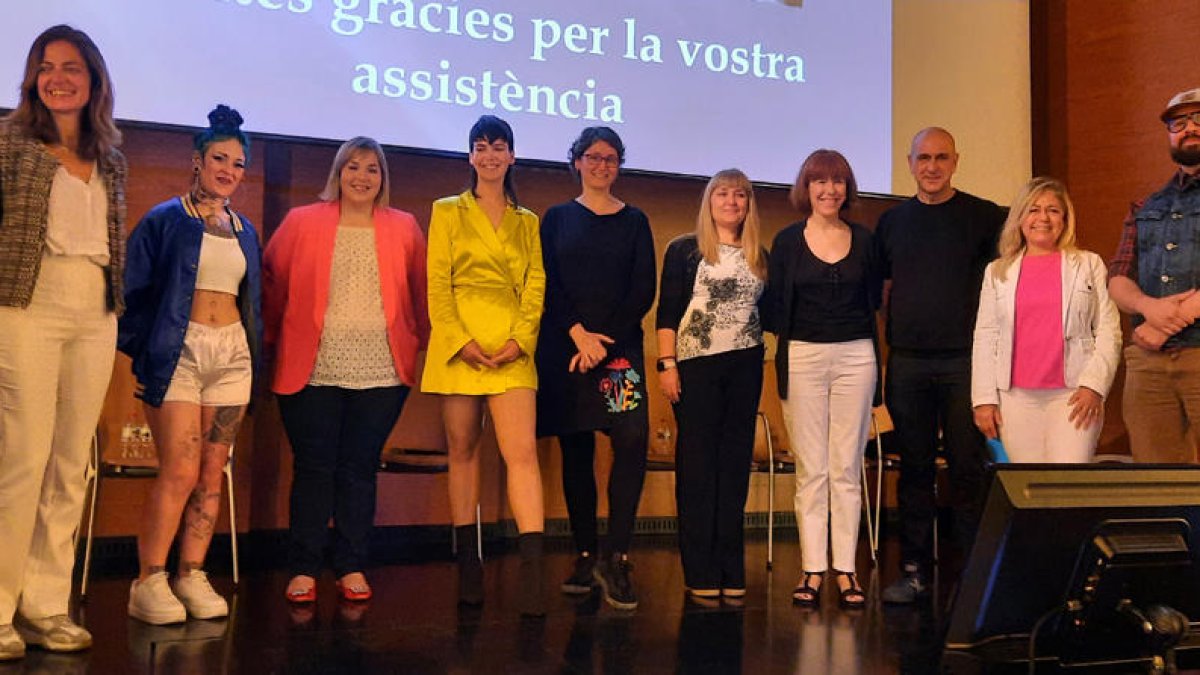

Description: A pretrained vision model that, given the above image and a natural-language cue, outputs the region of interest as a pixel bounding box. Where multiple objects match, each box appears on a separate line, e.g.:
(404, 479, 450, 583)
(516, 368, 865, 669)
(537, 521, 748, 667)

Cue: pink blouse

(1011, 252, 1065, 389)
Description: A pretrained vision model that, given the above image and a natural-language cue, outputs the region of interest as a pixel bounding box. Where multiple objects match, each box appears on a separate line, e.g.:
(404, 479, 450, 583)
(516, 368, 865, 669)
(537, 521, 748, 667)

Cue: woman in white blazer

(971, 177, 1121, 462)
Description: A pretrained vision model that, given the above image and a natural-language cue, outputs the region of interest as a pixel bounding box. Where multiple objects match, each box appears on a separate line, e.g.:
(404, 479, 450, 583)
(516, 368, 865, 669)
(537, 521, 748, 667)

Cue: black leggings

(559, 407, 648, 555)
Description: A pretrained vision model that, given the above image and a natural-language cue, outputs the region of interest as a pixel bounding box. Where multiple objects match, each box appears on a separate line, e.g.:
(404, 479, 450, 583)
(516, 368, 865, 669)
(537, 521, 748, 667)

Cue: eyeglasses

(1166, 111, 1200, 133)
(581, 153, 620, 168)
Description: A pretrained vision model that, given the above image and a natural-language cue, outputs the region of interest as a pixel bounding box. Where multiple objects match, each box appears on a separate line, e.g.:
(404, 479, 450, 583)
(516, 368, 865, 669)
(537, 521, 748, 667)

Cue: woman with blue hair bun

(120, 104, 262, 626)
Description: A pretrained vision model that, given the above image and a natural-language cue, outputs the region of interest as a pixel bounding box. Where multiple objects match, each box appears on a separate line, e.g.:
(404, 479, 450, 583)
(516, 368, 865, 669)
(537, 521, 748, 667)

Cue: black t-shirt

(875, 190, 1004, 353)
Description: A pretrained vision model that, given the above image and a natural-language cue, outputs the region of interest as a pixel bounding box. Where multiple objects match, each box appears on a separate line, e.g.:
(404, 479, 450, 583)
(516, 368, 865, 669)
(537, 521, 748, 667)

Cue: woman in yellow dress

(422, 115, 546, 615)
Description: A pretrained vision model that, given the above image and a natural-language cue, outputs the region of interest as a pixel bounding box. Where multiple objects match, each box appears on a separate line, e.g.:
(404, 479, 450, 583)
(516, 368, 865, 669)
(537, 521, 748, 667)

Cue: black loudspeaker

(943, 464, 1200, 673)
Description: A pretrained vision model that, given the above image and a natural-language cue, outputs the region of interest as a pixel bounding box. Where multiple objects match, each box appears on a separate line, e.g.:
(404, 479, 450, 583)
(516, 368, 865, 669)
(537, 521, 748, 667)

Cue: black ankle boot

(517, 532, 545, 616)
(456, 525, 483, 606)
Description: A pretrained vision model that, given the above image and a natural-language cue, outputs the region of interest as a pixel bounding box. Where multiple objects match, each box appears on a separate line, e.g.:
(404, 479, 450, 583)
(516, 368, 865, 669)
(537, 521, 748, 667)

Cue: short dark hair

(789, 149, 858, 213)
(467, 114, 519, 206)
(194, 104, 250, 164)
(567, 126, 625, 178)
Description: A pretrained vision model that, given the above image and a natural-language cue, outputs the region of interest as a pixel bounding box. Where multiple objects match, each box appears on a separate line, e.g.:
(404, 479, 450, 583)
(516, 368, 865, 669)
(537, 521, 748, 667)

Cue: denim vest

(1134, 178, 1200, 347)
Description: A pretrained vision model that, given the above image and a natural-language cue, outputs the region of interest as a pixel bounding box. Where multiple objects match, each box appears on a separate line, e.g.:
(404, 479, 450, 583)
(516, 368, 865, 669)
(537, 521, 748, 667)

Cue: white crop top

(195, 233, 246, 294)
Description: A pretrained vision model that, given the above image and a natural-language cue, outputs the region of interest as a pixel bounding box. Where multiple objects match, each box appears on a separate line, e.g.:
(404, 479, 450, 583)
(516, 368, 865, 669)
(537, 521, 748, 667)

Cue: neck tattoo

(191, 185, 233, 237)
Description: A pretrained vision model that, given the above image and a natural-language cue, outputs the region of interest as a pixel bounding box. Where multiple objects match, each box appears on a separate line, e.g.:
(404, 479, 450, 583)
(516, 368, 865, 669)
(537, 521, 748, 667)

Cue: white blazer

(971, 249, 1122, 407)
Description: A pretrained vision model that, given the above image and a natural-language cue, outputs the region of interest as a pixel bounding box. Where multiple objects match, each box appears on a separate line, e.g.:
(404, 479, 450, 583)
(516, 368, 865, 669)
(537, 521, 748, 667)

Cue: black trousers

(559, 404, 648, 555)
(277, 384, 409, 577)
(885, 351, 986, 572)
(673, 346, 764, 591)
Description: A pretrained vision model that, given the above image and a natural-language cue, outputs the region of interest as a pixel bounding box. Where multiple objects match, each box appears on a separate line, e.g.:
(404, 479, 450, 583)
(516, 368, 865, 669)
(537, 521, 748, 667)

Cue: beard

(1171, 138, 1200, 167)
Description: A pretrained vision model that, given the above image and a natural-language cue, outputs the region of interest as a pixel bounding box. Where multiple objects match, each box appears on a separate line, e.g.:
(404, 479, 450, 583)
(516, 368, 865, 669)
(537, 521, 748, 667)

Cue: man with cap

(1109, 87, 1200, 463)
(875, 127, 1005, 604)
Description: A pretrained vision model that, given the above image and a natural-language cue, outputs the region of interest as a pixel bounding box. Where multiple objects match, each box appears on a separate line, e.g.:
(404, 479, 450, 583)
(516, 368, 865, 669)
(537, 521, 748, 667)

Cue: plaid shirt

(1108, 170, 1200, 281)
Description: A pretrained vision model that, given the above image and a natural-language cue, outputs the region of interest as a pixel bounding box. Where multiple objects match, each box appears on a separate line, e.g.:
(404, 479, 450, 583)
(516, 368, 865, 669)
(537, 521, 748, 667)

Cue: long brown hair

(696, 169, 767, 279)
(8, 24, 121, 160)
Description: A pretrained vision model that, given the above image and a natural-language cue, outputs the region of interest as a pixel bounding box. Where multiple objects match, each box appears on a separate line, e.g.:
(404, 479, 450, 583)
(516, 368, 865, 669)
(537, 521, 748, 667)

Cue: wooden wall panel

(91, 123, 901, 536)
(1031, 0, 1200, 455)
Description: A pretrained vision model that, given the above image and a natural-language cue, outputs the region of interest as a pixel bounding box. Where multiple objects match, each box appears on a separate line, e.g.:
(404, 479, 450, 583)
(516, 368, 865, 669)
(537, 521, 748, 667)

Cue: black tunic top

(535, 200, 656, 437)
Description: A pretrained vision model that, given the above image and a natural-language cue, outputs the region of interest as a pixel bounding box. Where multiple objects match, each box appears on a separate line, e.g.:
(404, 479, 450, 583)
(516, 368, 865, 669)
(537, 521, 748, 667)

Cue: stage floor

(0, 533, 973, 674)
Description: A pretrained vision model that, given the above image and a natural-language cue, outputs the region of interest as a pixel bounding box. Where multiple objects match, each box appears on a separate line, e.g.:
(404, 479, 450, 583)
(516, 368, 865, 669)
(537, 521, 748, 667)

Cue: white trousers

(998, 387, 1099, 463)
(0, 255, 116, 621)
(783, 339, 875, 573)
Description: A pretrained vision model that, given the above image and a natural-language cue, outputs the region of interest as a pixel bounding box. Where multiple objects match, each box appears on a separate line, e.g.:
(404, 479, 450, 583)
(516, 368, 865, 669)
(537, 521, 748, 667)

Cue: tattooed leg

(207, 405, 244, 446)
(175, 405, 245, 566)
(139, 401, 206, 578)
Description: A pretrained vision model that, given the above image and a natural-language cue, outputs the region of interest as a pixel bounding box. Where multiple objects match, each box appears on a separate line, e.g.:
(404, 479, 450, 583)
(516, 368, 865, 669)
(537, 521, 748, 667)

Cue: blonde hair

(992, 176, 1078, 281)
(319, 136, 391, 207)
(696, 169, 767, 279)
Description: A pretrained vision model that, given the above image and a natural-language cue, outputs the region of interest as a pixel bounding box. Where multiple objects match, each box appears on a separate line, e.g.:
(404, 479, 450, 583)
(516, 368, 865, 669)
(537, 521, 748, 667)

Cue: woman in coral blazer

(422, 115, 547, 615)
(972, 177, 1121, 462)
(263, 137, 428, 604)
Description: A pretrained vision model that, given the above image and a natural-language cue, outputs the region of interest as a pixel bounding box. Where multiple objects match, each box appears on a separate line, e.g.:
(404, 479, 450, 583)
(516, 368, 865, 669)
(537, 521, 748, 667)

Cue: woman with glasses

(536, 126, 655, 610)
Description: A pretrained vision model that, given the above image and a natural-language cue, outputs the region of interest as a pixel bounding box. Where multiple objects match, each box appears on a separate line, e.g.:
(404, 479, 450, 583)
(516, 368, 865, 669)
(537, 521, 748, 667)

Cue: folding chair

(79, 423, 239, 597)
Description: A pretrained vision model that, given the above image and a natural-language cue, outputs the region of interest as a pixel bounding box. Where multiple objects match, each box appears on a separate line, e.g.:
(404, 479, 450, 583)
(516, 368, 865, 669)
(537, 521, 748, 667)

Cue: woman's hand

(1067, 386, 1104, 430)
(569, 323, 614, 373)
(456, 340, 498, 370)
(659, 366, 681, 404)
(568, 352, 596, 373)
(973, 404, 1002, 439)
(488, 339, 523, 366)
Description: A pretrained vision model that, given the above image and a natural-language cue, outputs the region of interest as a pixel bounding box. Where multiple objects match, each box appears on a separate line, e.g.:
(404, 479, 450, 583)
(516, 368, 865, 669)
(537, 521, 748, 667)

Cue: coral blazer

(262, 200, 430, 395)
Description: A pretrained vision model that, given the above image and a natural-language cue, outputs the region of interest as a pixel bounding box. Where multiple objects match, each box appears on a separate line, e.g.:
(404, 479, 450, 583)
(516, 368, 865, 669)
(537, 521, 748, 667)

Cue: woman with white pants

(0, 25, 126, 659)
(768, 150, 881, 609)
(972, 177, 1121, 462)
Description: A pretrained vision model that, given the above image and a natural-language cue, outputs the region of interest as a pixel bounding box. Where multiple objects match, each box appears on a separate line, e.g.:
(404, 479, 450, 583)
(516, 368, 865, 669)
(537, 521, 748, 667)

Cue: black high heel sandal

(834, 570, 865, 609)
(792, 571, 824, 606)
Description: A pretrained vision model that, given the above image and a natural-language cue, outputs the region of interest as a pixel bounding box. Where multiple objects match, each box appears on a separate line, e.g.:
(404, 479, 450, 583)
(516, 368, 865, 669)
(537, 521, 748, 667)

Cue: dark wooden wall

(92, 0, 1200, 536)
(92, 123, 900, 537)
(1030, 0, 1200, 455)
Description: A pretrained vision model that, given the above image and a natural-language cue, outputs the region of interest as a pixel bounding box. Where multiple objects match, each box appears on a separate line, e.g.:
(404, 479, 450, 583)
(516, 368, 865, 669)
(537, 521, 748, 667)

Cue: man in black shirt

(875, 127, 1004, 603)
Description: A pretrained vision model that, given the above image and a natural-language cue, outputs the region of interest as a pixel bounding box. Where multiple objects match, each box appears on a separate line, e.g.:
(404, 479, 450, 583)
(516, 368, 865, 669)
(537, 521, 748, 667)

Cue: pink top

(1011, 252, 1065, 389)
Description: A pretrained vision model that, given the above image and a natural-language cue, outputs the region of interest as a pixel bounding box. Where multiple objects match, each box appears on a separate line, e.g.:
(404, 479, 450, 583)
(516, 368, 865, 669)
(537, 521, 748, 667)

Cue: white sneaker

(172, 570, 229, 620)
(13, 614, 92, 652)
(129, 572, 187, 625)
(0, 624, 25, 660)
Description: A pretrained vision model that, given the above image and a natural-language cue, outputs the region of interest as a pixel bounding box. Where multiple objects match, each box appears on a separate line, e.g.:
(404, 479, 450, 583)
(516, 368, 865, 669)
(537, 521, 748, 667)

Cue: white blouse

(309, 226, 401, 389)
(44, 164, 109, 264)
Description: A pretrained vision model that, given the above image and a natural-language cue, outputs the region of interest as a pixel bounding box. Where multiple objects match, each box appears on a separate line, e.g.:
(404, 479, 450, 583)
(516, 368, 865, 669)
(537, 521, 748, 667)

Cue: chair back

(101, 415, 160, 475)
(380, 354, 450, 472)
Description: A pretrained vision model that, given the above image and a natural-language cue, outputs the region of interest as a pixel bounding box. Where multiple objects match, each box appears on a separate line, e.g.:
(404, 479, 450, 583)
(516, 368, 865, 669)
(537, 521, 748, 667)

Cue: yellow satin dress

(421, 191, 545, 394)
